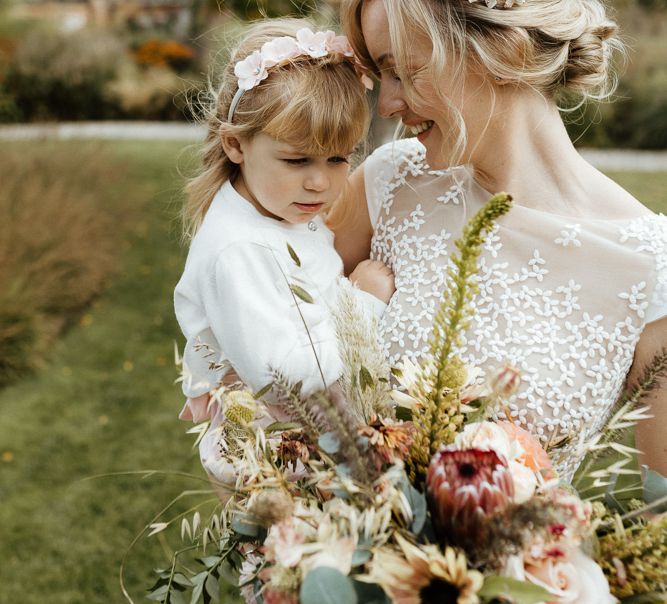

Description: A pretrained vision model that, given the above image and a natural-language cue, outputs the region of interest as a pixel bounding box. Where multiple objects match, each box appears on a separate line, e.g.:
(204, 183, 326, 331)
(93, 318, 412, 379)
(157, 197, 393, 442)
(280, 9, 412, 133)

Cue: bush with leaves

(4, 28, 125, 121)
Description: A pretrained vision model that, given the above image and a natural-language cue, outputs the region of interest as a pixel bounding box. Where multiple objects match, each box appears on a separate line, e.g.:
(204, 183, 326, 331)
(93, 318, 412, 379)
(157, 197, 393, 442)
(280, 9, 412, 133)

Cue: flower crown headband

(227, 28, 373, 123)
(468, 0, 526, 7)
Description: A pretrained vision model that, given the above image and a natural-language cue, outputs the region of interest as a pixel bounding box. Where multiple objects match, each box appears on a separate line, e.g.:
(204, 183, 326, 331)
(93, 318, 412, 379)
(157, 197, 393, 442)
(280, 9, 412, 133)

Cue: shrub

(105, 62, 192, 120)
(0, 144, 124, 385)
(132, 38, 196, 72)
(4, 29, 125, 120)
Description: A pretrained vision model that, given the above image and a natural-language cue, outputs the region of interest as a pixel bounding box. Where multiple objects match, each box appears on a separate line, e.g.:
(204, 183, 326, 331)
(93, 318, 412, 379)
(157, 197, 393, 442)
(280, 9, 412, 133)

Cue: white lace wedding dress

(364, 138, 667, 481)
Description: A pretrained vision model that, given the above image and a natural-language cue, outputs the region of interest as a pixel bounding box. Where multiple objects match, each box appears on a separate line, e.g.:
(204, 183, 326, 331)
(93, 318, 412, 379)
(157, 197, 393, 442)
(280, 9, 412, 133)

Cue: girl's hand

(350, 259, 396, 304)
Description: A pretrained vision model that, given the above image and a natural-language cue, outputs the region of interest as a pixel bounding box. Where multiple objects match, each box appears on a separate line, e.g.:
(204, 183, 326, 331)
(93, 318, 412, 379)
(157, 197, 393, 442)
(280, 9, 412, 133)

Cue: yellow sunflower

(365, 534, 483, 604)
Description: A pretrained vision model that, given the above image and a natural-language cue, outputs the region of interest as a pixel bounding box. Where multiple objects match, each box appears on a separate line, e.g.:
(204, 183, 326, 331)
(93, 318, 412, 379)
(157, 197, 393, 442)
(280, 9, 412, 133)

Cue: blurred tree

(204, 0, 322, 21)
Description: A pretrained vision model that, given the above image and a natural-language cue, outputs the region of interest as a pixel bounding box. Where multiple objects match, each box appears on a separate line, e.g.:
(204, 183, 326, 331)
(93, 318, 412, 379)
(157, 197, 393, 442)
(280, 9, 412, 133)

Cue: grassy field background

(0, 140, 665, 603)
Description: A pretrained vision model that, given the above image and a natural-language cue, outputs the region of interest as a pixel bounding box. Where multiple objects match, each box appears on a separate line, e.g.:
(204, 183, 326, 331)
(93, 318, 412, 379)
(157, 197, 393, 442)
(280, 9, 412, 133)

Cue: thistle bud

(489, 365, 522, 398)
(223, 390, 256, 425)
(248, 489, 294, 527)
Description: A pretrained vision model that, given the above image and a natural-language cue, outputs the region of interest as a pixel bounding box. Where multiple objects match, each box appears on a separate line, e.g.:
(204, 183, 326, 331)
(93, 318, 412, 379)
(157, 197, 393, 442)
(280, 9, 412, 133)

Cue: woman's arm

(328, 163, 373, 277)
(629, 316, 667, 475)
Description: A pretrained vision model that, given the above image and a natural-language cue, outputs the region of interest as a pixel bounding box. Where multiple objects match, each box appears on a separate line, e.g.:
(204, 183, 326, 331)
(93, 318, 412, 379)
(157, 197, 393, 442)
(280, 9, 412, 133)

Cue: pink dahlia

(426, 448, 514, 551)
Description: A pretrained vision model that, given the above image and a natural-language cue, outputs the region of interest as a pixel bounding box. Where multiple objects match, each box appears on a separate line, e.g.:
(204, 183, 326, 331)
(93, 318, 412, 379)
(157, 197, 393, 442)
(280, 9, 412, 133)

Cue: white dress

(364, 138, 667, 481)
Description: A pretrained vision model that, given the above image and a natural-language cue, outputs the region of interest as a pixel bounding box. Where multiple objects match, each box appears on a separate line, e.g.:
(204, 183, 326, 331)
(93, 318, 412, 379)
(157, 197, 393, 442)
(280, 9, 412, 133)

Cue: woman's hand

(350, 259, 396, 304)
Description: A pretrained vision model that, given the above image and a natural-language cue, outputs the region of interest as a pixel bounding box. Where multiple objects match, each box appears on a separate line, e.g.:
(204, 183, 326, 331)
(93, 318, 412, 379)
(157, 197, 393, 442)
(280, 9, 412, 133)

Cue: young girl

(174, 19, 394, 428)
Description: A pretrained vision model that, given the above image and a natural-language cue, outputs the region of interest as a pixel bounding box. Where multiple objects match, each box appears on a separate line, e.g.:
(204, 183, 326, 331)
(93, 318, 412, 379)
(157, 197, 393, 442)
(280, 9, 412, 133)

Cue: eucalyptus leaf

(289, 283, 314, 304)
(218, 560, 240, 587)
(190, 579, 204, 604)
(479, 576, 553, 604)
(352, 581, 390, 604)
(169, 590, 188, 604)
(390, 366, 403, 378)
(286, 243, 302, 267)
(319, 431, 341, 454)
(642, 465, 667, 513)
(359, 365, 374, 391)
(336, 463, 351, 478)
(205, 574, 220, 603)
(146, 585, 170, 601)
(351, 547, 371, 566)
(197, 556, 222, 569)
(399, 475, 427, 534)
(300, 567, 358, 604)
(231, 513, 260, 537)
(356, 435, 370, 451)
(172, 573, 194, 588)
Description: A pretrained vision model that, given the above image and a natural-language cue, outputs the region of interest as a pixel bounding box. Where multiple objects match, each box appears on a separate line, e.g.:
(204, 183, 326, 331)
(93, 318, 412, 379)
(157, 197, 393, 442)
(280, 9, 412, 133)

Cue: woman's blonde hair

(184, 18, 370, 239)
(342, 0, 623, 164)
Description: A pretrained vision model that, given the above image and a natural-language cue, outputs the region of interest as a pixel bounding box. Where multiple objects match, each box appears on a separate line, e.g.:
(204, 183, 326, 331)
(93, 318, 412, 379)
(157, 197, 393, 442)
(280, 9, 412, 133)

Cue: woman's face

(361, 0, 495, 168)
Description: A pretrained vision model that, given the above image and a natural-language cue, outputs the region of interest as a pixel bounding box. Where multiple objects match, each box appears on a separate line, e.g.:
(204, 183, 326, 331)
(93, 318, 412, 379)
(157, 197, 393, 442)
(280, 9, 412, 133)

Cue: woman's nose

(377, 81, 408, 119)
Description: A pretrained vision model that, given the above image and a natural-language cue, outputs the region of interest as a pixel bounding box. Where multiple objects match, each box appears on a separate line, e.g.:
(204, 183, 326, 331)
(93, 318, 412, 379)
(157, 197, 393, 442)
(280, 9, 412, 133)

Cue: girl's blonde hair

(183, 18, 370, 239)
(342, 0, 623, 164)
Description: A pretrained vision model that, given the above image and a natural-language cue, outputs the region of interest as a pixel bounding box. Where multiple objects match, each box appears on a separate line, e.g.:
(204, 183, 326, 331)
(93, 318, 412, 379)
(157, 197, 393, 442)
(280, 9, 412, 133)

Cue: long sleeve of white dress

(175, 181, 386, 399)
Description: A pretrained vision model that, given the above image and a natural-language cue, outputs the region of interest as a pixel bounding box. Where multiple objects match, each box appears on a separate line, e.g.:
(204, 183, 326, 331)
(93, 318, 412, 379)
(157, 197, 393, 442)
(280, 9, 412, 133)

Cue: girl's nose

(304, 169, 329, 192)
(377, 82, 408, 119)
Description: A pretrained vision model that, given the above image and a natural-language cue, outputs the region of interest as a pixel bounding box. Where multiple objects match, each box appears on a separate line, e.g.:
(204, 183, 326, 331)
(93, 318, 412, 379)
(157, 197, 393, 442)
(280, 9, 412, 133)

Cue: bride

(331, 0, 667, 481)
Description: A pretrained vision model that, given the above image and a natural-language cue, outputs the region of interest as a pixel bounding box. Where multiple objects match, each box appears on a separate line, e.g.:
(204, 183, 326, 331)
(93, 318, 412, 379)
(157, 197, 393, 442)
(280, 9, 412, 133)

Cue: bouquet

(141, 194, 667, 604)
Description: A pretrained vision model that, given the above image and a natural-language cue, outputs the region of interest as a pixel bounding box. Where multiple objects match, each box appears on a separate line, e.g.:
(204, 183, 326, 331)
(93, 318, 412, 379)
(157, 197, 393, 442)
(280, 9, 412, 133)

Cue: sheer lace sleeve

(363, 138, 426, 228)
(620, 214, 667, 324)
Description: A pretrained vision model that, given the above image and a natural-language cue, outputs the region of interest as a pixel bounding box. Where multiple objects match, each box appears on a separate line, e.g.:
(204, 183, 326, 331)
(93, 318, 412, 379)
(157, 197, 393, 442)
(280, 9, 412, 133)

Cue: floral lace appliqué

(367, 139, 664, 482)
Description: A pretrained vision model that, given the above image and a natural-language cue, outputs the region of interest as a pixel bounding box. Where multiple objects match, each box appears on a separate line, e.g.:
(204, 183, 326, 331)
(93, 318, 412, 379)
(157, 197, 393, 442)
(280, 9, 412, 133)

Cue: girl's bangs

(262, 68, 369, 156)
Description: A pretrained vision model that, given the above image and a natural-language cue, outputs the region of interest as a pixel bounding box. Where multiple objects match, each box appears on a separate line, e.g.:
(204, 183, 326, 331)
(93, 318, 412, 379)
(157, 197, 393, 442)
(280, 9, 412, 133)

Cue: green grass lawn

(0, 140, 238, 603)
(0, 141, 664, 604)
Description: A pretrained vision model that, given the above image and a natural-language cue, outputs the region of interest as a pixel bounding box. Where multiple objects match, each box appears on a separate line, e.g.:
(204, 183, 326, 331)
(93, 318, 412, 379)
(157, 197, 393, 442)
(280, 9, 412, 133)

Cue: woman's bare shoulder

(591, 170, 656, 220)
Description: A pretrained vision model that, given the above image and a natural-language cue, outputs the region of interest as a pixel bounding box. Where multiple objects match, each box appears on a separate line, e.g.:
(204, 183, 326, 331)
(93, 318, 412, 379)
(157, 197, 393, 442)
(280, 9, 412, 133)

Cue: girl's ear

(221, 132, 244, 165)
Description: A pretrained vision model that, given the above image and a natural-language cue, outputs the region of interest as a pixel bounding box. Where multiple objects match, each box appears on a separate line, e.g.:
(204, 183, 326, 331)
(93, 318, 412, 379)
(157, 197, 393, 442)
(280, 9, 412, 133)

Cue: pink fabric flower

(235, 50, 268, 90)
(295, 28, 333, 58)
(326, 35, 354, 57)
(261, 36, 300, 68)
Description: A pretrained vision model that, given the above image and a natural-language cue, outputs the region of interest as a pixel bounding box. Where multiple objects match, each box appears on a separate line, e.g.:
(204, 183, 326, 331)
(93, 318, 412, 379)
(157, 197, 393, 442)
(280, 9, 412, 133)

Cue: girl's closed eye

(283, 157, 309, 165)
(328, 156, 349, 164)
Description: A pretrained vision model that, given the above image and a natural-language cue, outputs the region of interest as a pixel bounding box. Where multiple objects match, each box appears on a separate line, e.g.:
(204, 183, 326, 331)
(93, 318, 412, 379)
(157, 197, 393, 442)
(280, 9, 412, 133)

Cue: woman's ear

(221, 131, 244, 165)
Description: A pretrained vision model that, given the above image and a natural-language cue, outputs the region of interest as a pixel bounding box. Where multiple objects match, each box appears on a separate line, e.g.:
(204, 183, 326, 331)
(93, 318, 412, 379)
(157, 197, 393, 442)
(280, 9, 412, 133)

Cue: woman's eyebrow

(375, 52, 394, 69)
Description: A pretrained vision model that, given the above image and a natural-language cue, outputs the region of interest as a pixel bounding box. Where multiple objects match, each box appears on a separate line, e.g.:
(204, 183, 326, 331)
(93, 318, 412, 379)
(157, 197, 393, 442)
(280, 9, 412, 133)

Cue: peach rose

(497, 421, 554, 476)
(504, 549, 615, 604)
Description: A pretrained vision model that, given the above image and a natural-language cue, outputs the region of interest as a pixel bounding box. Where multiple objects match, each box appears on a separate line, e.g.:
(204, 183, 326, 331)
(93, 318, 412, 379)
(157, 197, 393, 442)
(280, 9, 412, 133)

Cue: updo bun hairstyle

(342, 0, 624, 162)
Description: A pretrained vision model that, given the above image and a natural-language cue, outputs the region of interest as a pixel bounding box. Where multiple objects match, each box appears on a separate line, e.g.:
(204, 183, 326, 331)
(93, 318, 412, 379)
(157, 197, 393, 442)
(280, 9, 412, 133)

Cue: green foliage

(479, 576, 553, 604)
(300, 566, 358, 604)
(0, 140, 241, 603)
(5, 29, 125, 121)
(220, 0, 323, 20)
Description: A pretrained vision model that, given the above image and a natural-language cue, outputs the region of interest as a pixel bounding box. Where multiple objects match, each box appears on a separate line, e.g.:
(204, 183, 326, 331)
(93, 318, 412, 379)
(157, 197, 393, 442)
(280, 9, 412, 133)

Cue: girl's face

(361, 0, 495, 168)
(230, 133, 352, 224)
